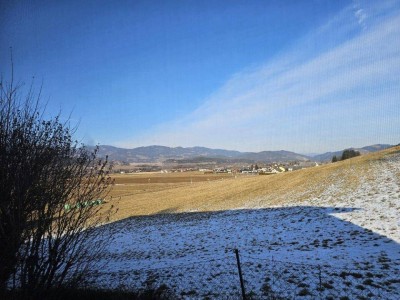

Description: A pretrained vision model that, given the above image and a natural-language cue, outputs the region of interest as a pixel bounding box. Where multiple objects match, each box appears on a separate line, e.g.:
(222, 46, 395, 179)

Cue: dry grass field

(93, 146, 400, 298)
(106, 146, 400, 222)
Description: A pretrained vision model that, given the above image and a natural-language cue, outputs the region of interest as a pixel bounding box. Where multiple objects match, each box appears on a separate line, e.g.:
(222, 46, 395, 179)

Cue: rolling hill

(107, 145, 400, 219)
(94, 143, 394, 164)
(95, 145, 400, 298)
(311, 144, 393, 161)
(95, 145, 310, 163)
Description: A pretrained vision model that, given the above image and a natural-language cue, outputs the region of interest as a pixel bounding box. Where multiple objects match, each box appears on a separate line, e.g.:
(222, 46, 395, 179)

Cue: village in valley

(113, 160, 320, 175)
(3, 0, 400, 298)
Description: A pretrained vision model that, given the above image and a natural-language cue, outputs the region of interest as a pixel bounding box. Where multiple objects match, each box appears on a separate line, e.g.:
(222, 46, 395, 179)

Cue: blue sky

(1, 0, 399, 153)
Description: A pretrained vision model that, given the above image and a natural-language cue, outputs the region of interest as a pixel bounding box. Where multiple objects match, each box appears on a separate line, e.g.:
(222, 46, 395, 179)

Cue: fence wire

(240, 254, 400, 300)
(88, 250, 400, 299)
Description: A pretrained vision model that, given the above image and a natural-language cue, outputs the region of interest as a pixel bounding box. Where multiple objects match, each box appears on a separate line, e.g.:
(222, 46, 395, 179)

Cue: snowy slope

(89, 152, 400, 299)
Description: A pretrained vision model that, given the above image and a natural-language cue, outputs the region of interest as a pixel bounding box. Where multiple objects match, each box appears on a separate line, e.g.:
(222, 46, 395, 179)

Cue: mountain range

(94, 144, 394, 164)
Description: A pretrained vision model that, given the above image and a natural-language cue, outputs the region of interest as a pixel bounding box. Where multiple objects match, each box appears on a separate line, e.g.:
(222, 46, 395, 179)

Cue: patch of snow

(88, 153, 400, 298)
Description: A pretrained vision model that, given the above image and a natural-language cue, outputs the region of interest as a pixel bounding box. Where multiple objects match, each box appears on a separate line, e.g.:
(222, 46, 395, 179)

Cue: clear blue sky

(1, 0, 399, 153)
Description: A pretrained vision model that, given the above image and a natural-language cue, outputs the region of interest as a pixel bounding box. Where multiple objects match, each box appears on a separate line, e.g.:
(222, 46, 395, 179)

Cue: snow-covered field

(89, 153, 400, 299)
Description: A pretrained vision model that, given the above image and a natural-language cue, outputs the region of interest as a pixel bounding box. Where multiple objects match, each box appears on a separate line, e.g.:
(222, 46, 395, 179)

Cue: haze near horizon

(1, 0, 399, 153)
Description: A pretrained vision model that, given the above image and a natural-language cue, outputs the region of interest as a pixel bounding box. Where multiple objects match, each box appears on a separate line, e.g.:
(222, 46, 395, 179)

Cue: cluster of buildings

(114, 161, 319, 174)
(200, 161, 319, 175)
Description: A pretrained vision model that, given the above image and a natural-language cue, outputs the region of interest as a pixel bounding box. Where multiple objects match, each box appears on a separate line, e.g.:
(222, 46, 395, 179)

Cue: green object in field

(64, 199, 103, 211)
(92, 199, 103, 205)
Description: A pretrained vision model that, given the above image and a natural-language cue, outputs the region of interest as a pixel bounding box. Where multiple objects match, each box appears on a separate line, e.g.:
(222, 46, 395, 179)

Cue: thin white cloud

(352, 0, 367, 30)
(355, 9, 367, 29)
(356, 9, 367, 24)
(118, 1, 400, 153)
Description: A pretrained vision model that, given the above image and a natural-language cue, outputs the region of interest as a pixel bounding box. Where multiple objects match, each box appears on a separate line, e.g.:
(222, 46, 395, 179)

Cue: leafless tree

(0, 63, 115, 295)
